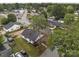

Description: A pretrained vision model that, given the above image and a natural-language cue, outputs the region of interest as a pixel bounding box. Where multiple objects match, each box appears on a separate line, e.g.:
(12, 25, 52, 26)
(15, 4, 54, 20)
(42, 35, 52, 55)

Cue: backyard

(10, 36, 46, 57)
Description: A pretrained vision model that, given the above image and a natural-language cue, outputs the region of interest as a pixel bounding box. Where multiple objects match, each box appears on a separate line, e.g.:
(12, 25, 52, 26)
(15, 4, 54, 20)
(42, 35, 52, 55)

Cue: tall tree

(0, 4, 4, 12)
(6, 14, 17, 24)
(32, 15, 48, 32)
(64, 13, 75, 25)
(66, 5, 74, 13)
(47, 4, 66, 20)
(0, 16, 7, 25)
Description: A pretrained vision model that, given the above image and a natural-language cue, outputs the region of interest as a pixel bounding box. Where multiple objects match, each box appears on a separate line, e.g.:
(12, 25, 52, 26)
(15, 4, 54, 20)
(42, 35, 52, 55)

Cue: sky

(0, 0, 79, 3)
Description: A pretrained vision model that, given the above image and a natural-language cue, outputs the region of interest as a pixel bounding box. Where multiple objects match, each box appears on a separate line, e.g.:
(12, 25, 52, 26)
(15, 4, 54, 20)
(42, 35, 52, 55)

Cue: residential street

(17, 9, 31, 26)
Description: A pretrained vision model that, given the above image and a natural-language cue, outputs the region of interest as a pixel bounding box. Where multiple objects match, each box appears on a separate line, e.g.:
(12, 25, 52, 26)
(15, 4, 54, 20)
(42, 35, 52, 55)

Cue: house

(14, 9, 31, 27)
(40, 47, 59, 57)
(12, 9, 25, 19)
(75, 10, 79, 15)
(0, 43, 12, 57)
(27, 9, 39, 16)
(0, 35, 12, 57)
(21, 29, 44, 44)
(48, 18, 63, 28)
(3, 22, 21, 32)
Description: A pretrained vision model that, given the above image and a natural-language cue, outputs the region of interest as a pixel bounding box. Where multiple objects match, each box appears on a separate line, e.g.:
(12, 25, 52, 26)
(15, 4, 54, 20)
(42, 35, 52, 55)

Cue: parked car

(7, 37, 14, 42)
(11, 50, 29, 57)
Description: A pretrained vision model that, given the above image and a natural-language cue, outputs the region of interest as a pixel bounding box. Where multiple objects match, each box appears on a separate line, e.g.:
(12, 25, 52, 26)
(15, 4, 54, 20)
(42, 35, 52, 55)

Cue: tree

(41, 8, 48, 19)
(47, 5, 53, 17)
(0, 4, 4, 12)
(64, 13, 75, 25)
(0, 17, 7, 25)
(32, 15, 48, 32)
(47, 5, 65, 20)
(6, 14, 17, 24)
(66, 5, 74, 13)
(49, 18, 79, 56)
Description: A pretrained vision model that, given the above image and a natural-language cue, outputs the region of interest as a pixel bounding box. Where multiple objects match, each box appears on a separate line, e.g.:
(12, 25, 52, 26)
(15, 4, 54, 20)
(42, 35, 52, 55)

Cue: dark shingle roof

(4, 22, 19, 29)
(0, 43, 12, 57)
(48, 19, 62, 27)
(21, 29, 39, 42)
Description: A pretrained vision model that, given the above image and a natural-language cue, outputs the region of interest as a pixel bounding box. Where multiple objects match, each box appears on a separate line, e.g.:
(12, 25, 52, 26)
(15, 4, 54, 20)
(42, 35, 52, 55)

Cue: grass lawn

(10, 41, 20, 53)
(47, 34, 53, 47)
(0, 35, 4, 45)
(12, 36, 42, 57)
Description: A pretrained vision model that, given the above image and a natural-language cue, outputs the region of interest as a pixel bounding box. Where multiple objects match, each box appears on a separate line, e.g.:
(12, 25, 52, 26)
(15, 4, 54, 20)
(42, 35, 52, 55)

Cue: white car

(15, 52, 24, 57)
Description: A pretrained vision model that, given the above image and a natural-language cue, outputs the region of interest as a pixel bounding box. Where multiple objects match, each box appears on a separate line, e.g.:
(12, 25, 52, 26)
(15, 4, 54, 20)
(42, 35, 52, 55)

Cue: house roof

(4, 22, 19, 29)
(0, 43, 12, 57)
(48, 18, 63, 27)
(21, 29, 40, 42)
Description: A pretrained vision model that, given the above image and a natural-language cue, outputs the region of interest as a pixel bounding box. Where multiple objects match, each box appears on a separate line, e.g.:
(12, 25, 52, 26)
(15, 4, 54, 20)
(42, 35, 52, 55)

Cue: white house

(3, 22, 21, 32)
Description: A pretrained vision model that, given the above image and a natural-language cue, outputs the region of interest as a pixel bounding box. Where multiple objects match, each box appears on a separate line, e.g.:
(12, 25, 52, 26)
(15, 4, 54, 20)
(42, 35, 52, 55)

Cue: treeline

(0, 3, 49, 11)
(0, 3, 79, 11)
(0, 3, 79, 20)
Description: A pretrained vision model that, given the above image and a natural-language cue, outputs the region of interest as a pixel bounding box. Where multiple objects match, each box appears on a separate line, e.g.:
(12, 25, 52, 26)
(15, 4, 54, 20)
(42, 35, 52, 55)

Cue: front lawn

(0, 35, 4, 45)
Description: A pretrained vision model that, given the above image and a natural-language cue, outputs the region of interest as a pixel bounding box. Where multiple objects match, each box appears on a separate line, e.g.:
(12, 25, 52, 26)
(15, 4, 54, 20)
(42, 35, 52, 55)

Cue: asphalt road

(17, 9, 31, 26)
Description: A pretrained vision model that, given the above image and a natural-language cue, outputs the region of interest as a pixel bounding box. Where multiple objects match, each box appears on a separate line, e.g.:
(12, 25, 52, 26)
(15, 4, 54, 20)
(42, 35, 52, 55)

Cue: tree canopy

(6, 14, 17, 24)
(64, 13, 75, 25)
(32, 15, 48, 31)
(49, 17, 79, 56)
(47, 5, 66, 20)
(0, 16, 7, 25)
(66, 5, 74, 13)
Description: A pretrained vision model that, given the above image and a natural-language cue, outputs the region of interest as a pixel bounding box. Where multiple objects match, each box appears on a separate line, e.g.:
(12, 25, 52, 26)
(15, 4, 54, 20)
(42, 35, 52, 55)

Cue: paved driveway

(10, 29, 24, 37)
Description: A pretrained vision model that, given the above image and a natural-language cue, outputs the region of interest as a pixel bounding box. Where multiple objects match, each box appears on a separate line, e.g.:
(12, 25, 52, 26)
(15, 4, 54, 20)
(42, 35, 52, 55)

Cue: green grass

(10, 41, 20, 53)
(13, 37, 40, 57)
(0, 35, 4, 45)
(47, 34, 53, 47)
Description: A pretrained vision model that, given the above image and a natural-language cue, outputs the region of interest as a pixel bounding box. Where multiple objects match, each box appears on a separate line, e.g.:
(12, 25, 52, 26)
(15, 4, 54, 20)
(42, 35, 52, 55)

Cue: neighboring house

(3, 22, 21, 32)
(27, 9, 39, 16)
(48, 18, 63, 28)
(0, 43, 12, 57)
(58, 20, 64, 24)
(21, 29, 44, 44)
(30, 12, 39, 16)
(14, 9, 31, 27)
(13, 9, 25, 19)
(75, 10, 79, 15)
(40, 47, 59, 57)
(0, 35, 12, 57)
